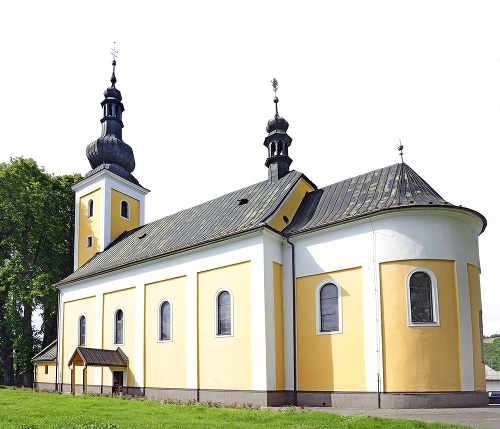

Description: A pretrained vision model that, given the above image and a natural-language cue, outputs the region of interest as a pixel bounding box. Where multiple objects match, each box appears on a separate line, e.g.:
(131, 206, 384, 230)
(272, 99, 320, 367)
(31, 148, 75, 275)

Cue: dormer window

(87, 199, 94, 218)
(121, 200, 129, 219)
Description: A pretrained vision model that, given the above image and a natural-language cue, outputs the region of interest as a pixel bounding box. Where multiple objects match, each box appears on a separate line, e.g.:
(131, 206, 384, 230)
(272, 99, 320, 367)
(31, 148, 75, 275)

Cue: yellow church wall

(296, 267, 365, 391)
(380, 259, 461, 392)
(78, 189, 101, 268)
(197, 261, 252, 390)
(468, 263, 486, 391)
(273, 262, 285, 390)
(35, 362, 57, 384)
(102, 287, 136, 387)
(110, 189, 140, 243)
(144, 276, 187, 388)
(61, 296, 96, 386)
(267, 178, 314, 232)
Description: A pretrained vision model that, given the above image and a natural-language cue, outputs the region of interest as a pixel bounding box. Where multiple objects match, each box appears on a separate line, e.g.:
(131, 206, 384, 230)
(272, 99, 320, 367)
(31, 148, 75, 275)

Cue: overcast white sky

(1, 1, 498, 335)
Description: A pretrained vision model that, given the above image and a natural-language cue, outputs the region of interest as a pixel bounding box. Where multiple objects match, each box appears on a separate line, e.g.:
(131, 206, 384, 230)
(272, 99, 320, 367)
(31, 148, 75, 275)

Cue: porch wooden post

(71, 363, 76, 395)
(83, 365, 87, 393)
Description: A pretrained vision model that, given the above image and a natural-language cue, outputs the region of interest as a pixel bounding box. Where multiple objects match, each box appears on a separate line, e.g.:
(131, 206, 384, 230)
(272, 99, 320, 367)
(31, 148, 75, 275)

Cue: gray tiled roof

(32, 340, 57, 362)
(285, 163, 486, 235)
(58, 170, 307, 286)
(69, 347, 128, 367)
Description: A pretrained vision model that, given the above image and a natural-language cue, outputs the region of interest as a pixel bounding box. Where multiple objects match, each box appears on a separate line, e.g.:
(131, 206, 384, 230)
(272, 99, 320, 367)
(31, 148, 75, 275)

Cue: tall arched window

(217, 291, 231, 336)
(319, 283, 339, 332)
(87, 199, 94, 218)
(406, 268, 439, 326)
(159, 301, 171, 341)
(121, 200, 129, 219)
(115, 309, 124, 344)
(79, 315, 86, 346)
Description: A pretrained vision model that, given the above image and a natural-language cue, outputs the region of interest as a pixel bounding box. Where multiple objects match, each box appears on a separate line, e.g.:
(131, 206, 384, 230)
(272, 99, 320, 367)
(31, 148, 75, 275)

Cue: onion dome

(85, 59, 139, 185)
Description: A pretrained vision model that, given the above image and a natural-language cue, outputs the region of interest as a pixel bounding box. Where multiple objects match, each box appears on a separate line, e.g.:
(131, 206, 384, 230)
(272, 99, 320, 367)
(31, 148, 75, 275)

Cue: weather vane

(397, 139, 404, 163)
(271, 78, 279, 116)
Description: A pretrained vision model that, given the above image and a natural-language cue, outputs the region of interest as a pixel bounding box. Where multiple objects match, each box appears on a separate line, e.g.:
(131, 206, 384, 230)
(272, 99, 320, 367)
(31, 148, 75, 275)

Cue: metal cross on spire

(397, 139, 404, 163)
(110, 42, 118, 87)
(271, 78, 279, 117)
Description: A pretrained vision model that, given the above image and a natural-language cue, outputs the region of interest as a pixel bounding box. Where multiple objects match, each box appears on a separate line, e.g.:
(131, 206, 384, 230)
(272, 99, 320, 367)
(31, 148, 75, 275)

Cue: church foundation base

(297, 391, 489, 409)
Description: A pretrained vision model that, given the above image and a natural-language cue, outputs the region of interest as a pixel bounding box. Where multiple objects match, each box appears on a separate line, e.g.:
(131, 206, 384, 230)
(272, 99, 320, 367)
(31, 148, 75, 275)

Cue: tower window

(121, 200, 130, 219)
(87, 199, 94, 218)
(406, 268, 440, 326)
(216, 290, 232, 336)
(115, 309, 124, 344)
(87, 236, 92, 248)
(44, 365, 48, 375)
(79, 315, 86, 346)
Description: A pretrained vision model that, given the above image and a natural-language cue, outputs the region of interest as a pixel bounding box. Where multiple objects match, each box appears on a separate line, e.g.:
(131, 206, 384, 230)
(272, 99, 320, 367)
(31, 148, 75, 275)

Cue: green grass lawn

(0, 387, 472, 429)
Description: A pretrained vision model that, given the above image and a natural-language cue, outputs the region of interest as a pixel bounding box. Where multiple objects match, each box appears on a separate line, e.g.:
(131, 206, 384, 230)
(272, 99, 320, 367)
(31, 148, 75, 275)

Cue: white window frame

(120, 200, 130, 219)
(214, 289, 234, 338)
(78, 314, 86, 347)
(114, 308, 125, 345)
(158, 300, 173, 342)
(315, 280, 343, 335)
(405, 267, 440, 327)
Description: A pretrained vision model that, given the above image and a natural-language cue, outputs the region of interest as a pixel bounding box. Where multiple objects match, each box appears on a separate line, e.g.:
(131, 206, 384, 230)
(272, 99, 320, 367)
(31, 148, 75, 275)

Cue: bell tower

(72, 53, 149, 269)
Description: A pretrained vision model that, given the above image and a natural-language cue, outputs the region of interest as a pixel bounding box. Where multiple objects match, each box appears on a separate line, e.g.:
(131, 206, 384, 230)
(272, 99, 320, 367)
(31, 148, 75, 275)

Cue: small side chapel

(33, 60, 488, 408)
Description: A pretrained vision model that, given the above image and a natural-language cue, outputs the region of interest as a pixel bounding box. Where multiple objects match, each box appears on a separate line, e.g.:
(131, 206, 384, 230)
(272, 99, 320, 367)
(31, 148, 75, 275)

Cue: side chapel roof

(285, 162, 486, 235)
(57, 161, 486, 287)
(32, 340, 57, 362)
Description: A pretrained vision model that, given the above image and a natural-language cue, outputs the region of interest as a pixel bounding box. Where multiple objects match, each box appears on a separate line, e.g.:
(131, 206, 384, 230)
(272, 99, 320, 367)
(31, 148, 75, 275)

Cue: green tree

(0, 157, 80, 386)
(485, 337, 500, 371)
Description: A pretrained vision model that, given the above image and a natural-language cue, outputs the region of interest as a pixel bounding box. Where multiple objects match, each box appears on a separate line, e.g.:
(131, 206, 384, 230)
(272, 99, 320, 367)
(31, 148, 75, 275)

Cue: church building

(33, 61, 488, 408)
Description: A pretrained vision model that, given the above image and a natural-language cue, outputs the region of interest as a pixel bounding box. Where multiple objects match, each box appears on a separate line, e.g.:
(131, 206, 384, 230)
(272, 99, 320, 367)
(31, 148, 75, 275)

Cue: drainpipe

(56, 288, 61, 392)
(286, 237, 297, 406)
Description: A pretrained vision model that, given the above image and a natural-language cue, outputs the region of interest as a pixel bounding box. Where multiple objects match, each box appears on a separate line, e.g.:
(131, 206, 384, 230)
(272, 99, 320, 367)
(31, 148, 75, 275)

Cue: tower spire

(85, 47, 140, 186)
(263, 79, 293, 182)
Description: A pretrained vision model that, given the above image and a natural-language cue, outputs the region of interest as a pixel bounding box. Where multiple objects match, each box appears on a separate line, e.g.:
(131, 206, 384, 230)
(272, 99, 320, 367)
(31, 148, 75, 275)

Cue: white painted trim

(114, 308, 125, 345)
(405, 267, 440, 327)
(185, 271, 198, 389)
(456, 262, 474, 391)
(72, 169, 149, 196)
(315, 280, 343, 335)
(157, 300, 173, 342)
(214, 289, 234, 338)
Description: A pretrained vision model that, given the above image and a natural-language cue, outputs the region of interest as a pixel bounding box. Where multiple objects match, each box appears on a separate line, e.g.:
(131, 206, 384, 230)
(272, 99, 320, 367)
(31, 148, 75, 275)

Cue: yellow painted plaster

(267, 178, 314, 231)
(468, 263, 486, 391)
(78, 189, 101, 268)
(273, 262, 285, 390)
(197, 261, 252, 390)
(61, 296, 96, 386)
(144, 276, 187, 388)
(110, 189, 140, 243)
(35, 362, 57, 384)
(103, 287, 136, 387)
(296, 267, 365, 391)
(380, 260, 460, 392)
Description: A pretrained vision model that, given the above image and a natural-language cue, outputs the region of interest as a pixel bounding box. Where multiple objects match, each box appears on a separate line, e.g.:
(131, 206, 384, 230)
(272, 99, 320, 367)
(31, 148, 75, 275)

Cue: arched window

(319, 283, 339, 332)
(87, 199, 94, 218)
(78, 315, 86, 346)
(121, 200, 129, 219)
(159, 301, 171, 341)
(217, 291, 231, 336)
(115, 309, 124, 344)
(406, 268, 439, 326)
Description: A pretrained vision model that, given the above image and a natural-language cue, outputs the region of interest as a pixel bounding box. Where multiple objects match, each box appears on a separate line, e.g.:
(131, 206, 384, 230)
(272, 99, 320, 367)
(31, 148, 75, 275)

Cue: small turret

(263, 79, 293, 182)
